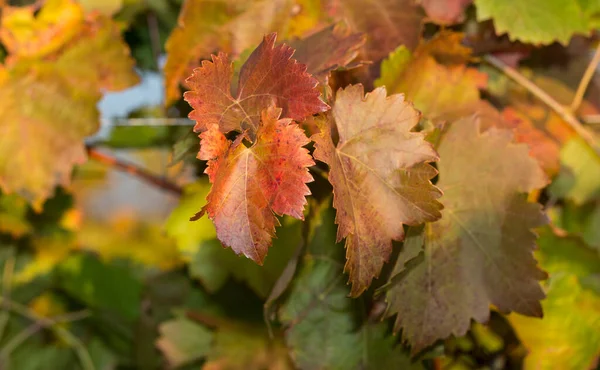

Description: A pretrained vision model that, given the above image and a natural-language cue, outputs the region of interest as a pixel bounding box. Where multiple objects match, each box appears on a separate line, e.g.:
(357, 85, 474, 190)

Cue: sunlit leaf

(195, 107, 313, 263)
(312, 84, 442, 296)
(475, 0, 599, 44)
(0, 0, 84, 60)
(376, 31, 486, 121)
(184, 33, 328, 135)
(0, 10, 138, 209)
(164, 0, 323, 104)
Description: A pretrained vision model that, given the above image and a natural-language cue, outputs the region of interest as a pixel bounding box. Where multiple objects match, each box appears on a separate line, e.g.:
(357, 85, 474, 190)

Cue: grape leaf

(289, 22, 366, 84)
(475, 0, 599, 45)
(164, 0, 324, 104)
(549, 138, 600, 205)
(508, 228, 600, 370)
(184, 33, 328, 136)
(510, 274, 600, 370)
(0, 193, 32, 237)
(279, 203, 423, 370)
(196, 107, 314, 263)
(203, 324, 293, 370)
(0, 0, 84, 60)
(0, 12, 138, 209)
(385, 115, 548, 353)
(420, 0, 472, 25)
(156, 316, 213, 368)
(376, 31, 486, 121)
(312, 84, 442, 296)
(327, 0, 425, 60)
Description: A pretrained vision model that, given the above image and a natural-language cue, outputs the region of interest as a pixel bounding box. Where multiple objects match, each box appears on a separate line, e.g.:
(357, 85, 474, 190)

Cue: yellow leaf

(0, 0, 84, 59)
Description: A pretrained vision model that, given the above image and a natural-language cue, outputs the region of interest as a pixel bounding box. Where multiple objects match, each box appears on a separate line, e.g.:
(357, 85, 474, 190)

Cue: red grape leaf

(385, 115, 548, 353)
(196, 107, 314, 263)
(184, 33, 329, 136)
(327, 0, 425, 60)
(376, 31, 486, 122)
(0, 12, 138, 209)
(164, 0, 327, 105)
(289, 22, 366, 84)
(419, 0, 472, 25)
(312, 84, 443, 297)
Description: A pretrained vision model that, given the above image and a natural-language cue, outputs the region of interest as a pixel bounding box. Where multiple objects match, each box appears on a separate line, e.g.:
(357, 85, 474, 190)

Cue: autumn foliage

(1, 0, 600, 369)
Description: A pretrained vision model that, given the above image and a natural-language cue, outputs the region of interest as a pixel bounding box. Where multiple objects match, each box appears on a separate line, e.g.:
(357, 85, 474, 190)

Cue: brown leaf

(385, 115, 548, 353)
(184, 33, 329, 136)
(289, 22, 366, 85)
(312, 84, 442, 296)
(327, 0, 425, 60)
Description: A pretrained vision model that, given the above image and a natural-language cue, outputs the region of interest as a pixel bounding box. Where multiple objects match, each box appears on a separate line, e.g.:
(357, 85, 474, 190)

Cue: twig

(87, 147, 183, 196)
(571, 43, 600, 112)
(0, 254, 15, 341)
(0, 297, 93, 370)
(583, 114, 600, 125)
(484, 54, 600, 157)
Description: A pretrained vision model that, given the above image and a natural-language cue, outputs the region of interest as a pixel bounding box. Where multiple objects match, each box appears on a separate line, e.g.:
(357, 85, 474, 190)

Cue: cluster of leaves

(1, 0, 600, 369)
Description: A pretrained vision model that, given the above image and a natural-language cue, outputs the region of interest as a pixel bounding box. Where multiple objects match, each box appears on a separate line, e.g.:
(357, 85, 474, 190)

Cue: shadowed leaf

(385, 116, 548, 353)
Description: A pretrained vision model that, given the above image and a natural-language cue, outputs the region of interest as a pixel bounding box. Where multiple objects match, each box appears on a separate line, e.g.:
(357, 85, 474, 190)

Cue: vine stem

(87, 147, 183, 196)
(484, 54, 600, 157)
(571, 42, 600, 112)
(0, 296, 93, 370)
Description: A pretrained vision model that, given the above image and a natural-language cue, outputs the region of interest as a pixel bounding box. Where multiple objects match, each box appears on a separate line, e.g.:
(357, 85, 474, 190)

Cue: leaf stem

(571, 43, 600, 112)
(484, 54, 600, 156)
(87, 147, 183, 196)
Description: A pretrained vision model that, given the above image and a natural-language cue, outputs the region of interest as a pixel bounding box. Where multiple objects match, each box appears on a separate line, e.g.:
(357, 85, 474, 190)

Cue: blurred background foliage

(0, 0, 599, 369)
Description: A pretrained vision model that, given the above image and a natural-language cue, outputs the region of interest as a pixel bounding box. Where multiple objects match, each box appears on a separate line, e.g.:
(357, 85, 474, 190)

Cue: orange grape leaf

(385, 116, 548, 353)
(164, 0, 326, 105)
(312, 84, 443, 297)
(184, 33, 328, 136)
(327, 0, 425, 60)
(376, 31, 486, 121)
(0, 0, 84, 60)
(0, 13, 138, 209)
(419, 0, 472, 25)
(195, 107, 314, 263)
(289, 22, 366, 84)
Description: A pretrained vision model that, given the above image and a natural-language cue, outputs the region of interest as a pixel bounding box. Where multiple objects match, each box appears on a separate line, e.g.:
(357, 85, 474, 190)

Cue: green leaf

(475, 0, 598, 45)
(536, 227, 600, 278)
(385, 116, 548, 353)
(549, 137, 600, 204)
(57, 253, 143, 321)
(509, 223, 600, 369)
(279, 203, 422, 369)
(0, 193, 32, 238)
(204, 324, 292, 369)
(156, 316, 213, 368)
(508, 274, 600, 370)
